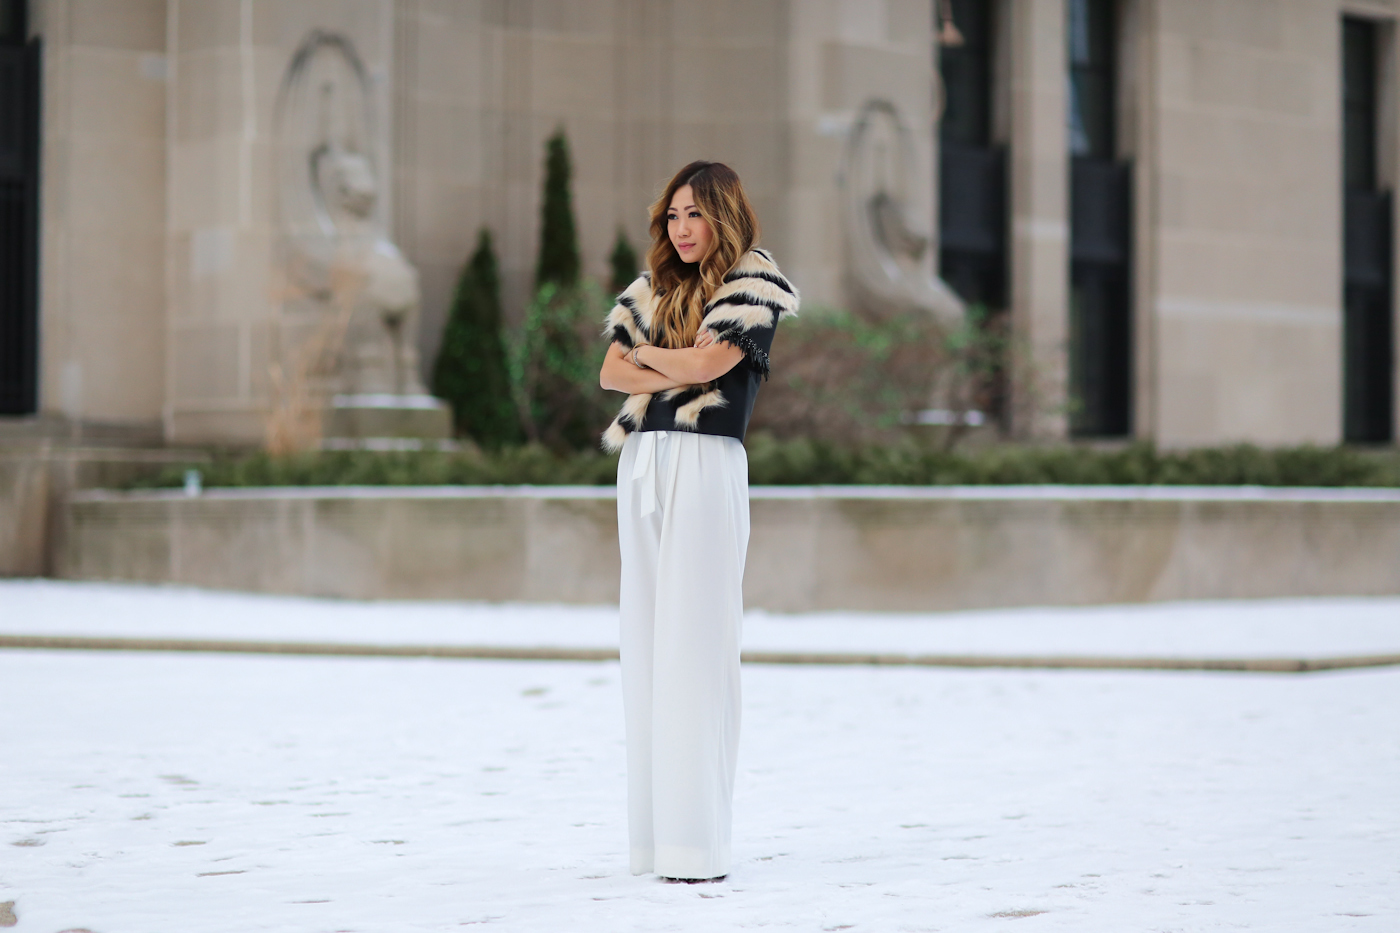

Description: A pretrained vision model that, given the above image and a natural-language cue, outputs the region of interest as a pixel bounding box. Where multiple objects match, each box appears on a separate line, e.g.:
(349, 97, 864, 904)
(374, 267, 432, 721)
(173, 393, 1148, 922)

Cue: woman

(598, 161, 799, 882)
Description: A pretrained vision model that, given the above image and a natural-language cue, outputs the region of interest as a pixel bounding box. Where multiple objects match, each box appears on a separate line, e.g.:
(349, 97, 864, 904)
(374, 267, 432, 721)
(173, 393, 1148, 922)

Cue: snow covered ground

(5, 580, 1400, 660)
(2, 581, 1398, 931)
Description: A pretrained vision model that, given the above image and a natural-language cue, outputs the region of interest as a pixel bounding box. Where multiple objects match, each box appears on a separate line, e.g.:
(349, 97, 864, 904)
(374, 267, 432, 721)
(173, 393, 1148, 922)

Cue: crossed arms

(598, 331, 744, 394)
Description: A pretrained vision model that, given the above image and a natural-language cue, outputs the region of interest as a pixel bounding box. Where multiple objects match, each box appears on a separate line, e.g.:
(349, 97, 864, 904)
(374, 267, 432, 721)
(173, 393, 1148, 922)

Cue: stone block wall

(20, 0, 1400, 451)
(164, 0, 397, 444)
(56, 486, 1400, 609)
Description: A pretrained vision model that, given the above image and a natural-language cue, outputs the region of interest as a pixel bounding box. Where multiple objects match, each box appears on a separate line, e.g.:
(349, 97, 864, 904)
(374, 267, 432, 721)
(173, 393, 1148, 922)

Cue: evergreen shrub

(535, 129, 581, 289)
(430, 230, 522, 448)
(513, 127, 610, 451)
(511, 281, 613, 452)
(609, 229, 639, 293)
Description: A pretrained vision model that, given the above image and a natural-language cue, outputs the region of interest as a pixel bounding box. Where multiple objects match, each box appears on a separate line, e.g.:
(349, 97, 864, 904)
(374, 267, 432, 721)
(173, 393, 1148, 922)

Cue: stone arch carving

(266, 30, 444, 449)
(840, 99, 964, 324)
(275, 30, 383, 296)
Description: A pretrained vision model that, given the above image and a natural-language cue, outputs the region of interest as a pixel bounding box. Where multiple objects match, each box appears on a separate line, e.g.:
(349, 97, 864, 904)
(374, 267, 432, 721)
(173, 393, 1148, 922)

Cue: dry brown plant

(748, 307, 943, 446)
(749, 305, 1056, 450)
(264, 259, 368, 454)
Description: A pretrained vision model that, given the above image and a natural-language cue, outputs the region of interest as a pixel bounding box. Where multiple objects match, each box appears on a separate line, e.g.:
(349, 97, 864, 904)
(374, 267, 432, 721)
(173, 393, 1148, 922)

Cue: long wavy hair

(645, 161, 759, 349)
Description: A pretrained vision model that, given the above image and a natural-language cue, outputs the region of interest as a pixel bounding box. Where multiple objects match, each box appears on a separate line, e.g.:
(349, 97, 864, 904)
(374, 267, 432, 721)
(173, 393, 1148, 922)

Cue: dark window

(1342, 17, 1394, 443)
(938, 0, 1010, 423)
(938, 2, 1008, 309)
(0, 1, 24, 47)
(940, 0, 994, 148)
(0, 0, 38, 415)
(1068, 0, 1131, 437)
(1068, 0, 1115, 159)
(1344, 19, 1378, 191)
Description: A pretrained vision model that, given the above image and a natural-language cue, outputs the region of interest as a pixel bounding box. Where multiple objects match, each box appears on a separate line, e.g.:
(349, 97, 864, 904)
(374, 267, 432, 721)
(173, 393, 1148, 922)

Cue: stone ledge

(4, 633, 1398, 673)
(68, 483, 1400, 503)
(1, 447, 211, 577)
(56, 486, 1400, 610)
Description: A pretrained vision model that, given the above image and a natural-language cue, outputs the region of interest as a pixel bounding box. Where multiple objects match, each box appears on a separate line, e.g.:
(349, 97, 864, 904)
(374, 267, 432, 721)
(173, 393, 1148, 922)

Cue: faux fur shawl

(601, 248, 800, 452)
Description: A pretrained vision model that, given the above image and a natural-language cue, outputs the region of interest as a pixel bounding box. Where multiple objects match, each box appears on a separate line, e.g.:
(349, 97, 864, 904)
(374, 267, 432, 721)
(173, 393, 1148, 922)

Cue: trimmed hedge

(747, 436, 1400, 486)
(129, 446, 618, 489)
(127, 439, 1400, 490)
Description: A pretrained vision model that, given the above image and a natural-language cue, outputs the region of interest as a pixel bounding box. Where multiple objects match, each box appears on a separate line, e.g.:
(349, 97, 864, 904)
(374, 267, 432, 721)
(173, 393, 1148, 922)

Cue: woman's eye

(690, 211, 701, 218)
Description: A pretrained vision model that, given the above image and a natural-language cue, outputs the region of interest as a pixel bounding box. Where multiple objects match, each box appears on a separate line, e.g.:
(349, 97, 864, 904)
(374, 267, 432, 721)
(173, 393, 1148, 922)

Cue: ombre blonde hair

(645, 161, 759, 349)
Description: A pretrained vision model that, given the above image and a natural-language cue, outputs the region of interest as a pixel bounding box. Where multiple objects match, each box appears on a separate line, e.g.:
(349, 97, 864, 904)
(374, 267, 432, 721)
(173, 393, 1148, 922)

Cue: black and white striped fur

(601, 248, 799, 452)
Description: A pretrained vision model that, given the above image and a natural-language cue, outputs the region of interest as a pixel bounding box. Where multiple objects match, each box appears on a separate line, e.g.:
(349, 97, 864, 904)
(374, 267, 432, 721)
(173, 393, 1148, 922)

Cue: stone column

(33, 0, 168, 436)
(1148, 0, 1340, 446)
(1007, 0, 1070, 440)
(1381, 15, 1400, 445)
(1125, 0, 1159, 442)
(165, 0, 275, 444)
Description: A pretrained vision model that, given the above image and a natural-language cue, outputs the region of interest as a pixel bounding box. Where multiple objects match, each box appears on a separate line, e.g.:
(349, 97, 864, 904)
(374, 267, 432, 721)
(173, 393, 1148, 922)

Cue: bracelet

(631, 346, 647, 369)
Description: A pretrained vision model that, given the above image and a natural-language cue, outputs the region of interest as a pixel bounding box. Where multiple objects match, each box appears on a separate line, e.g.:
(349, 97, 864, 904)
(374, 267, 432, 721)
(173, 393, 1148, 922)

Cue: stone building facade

(2, 0, 1398, 449)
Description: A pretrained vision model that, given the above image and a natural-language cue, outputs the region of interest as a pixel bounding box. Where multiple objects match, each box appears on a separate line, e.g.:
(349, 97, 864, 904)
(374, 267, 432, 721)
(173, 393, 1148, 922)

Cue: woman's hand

(694, 329, 716, 349)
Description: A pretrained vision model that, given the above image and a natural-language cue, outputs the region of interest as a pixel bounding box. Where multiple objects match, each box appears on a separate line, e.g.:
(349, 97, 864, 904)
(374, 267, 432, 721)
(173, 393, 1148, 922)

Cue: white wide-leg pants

(617, 430, 750, 879)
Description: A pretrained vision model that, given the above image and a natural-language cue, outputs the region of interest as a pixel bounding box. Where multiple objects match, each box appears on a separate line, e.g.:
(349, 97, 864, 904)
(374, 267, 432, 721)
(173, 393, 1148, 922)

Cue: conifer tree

(535, 129, 581, 288)
(431, 230, 522, 448)
(515, 128, 610, 451)
(609, 228, 639, 293)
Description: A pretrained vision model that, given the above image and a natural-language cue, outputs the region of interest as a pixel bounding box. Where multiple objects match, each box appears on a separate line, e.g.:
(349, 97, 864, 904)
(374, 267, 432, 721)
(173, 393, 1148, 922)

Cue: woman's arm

(628, 335, 744, 385)
(599, 341, 687, 394)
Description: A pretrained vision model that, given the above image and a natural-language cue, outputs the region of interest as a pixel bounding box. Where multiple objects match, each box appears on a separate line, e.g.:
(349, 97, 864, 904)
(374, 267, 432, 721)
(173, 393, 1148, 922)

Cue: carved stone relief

(272, 31, 447, 446)
(840, 99, 964, 325)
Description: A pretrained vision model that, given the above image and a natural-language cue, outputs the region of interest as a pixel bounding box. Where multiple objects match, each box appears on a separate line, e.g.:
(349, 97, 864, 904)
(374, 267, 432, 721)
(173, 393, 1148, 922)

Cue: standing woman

(599, 161, 799, 882)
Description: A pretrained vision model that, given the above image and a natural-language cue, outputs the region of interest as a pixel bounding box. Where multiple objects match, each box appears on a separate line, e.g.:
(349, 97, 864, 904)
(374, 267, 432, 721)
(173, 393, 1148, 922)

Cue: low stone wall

(60, 487, 622, 605)
(1, 447, 207, 577)
(57, 485, 1400, 611)
(0, 455, 49, 577)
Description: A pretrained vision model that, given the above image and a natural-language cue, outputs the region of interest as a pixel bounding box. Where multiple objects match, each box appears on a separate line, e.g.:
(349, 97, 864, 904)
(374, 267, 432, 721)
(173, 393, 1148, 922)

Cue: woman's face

(666, 184, 713, 264)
